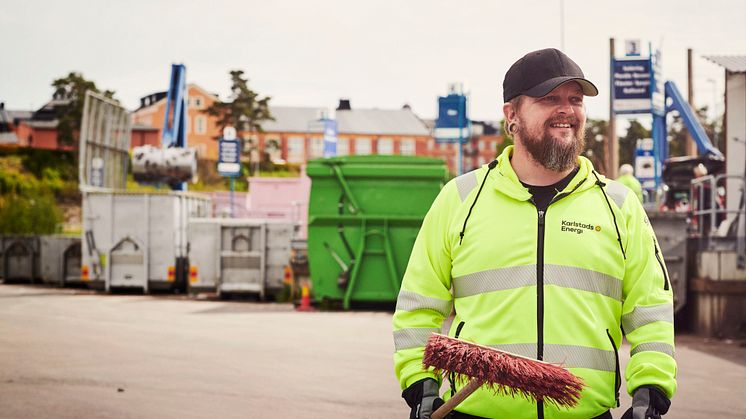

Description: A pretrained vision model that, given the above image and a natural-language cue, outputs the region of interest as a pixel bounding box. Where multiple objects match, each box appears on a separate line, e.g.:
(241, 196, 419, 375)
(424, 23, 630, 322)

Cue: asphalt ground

(0, 284, 744, 418)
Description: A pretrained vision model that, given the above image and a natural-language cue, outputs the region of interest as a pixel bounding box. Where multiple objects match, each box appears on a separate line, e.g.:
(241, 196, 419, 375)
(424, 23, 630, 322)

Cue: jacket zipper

(534, 206, 546, 419)
(606, 329, 621, 407)
(654, 239, 670, 290)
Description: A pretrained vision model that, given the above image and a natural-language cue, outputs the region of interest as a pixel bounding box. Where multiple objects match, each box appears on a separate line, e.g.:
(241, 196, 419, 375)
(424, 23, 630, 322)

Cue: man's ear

(503, 102, 516, 121)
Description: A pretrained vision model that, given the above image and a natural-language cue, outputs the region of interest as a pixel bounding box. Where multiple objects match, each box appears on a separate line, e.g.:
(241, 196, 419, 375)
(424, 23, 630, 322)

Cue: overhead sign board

(612, 59, 652, 114)
(217, 138, 241, 177)
(323, 119, 338, 158)
(435, 93, 469, 143)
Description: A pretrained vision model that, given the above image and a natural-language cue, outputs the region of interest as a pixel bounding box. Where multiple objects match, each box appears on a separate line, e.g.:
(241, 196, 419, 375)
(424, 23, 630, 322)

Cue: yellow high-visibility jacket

(393, 146, 676, 419)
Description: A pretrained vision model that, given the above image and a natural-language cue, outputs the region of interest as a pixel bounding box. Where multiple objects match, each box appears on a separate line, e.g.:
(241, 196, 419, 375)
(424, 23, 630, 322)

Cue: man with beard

(394, 49, 676, 419)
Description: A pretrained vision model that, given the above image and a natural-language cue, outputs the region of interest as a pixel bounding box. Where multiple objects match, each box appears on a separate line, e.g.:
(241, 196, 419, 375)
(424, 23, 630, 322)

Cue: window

(478, 140, 486, 151)
(287, 136, 306, 163)
(195, 115, 207, 134)
(191, 97, 204, 108)
(377, 137, 393, 155)
(355, 137, 371, 155)
(310, 137, 324, 158)
(427, 139, 435, 151)
(337, 138, 349, 156)
(400, 138, 416, 156)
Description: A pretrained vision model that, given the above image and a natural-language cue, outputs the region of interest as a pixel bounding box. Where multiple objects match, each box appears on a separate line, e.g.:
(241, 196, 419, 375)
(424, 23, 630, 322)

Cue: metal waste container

(306, 155, 448, 308)
(2, 235, 41, 282)
(39, 235, 82, 286)
(82, 190, 211, 292)
(188, 218, 294, 298)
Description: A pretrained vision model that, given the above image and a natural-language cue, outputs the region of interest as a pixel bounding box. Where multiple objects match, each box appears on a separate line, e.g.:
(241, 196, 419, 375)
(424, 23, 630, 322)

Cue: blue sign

(435, 93, 469, 143)
(650, 50, 665, 116)
(217, 138, 241, 177)
(612, 59, 652, 114)
(323, 119, 337, 158)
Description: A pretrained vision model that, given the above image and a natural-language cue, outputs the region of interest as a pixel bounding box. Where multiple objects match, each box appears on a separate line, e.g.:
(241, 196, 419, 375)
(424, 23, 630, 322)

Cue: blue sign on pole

(217, 138, 241, 177)
(612, 59, 652, 114)
(323, 119, 338, 158)
(434, 93, 469, 143)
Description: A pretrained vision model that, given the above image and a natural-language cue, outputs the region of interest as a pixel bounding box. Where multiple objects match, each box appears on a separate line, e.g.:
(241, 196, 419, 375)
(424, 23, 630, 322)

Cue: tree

(206, 70, 274, 136)
(51, 72, 116, 146)
(619, 119, 651, 166)
(667, 105, 723, 157)
(583, 118, 608, 175)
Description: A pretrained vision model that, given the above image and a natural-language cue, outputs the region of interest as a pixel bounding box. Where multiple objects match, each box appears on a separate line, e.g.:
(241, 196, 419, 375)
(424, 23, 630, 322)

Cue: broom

(423, 333, 585, 419)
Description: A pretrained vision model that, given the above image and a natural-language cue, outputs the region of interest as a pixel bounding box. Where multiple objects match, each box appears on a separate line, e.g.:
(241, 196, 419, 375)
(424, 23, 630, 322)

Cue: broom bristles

(423, 333, 584, 408)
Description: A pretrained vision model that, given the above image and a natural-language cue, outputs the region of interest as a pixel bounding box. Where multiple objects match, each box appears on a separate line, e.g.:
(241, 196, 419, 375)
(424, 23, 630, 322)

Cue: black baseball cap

(503, 48, 598, 102)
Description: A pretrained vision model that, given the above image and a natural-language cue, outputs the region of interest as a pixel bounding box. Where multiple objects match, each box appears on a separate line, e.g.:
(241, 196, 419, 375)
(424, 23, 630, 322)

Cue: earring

(508, 122, 517, 134)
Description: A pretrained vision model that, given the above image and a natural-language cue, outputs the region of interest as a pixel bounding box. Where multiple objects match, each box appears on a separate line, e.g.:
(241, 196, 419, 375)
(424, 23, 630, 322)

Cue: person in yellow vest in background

(393, 48, 676, 419)
(617, 164, 644, 203)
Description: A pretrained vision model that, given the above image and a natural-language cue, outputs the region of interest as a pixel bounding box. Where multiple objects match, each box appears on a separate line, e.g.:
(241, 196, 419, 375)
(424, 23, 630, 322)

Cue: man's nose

(556, 101, 575, 115)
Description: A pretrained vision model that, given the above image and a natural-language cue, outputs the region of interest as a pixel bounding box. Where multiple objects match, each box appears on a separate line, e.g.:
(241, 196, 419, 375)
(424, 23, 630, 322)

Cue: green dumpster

(306, 155, 448, 309)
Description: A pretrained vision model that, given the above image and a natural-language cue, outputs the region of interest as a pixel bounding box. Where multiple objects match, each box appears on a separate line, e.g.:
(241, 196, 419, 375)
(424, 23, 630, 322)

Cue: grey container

(1, 235, 41, 282)
(187, 218, 294, 298)
(39, 235, 82, 286)
(648, 211, 689, 313)
(82, 190, 211, 292)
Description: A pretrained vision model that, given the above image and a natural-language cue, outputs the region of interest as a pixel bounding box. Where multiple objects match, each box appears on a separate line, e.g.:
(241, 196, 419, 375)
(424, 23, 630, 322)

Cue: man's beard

(517, 116, 585, 172)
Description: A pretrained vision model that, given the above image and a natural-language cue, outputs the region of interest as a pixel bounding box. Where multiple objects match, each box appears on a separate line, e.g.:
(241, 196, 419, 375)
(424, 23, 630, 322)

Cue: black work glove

(621, 386, 671, 419)
(402, 378, 448, 419)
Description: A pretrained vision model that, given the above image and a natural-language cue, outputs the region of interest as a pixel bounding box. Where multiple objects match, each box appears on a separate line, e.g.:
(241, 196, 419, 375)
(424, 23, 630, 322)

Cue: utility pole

(686, 48, 698, 156)
(560, 0, 565, 51)
(608, 38, 618, 178)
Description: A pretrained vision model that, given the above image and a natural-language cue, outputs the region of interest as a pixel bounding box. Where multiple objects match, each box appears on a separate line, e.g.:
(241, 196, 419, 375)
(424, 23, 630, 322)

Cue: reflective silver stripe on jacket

(489, 343, 616, 372)
(396, 290, 453, 318)
(605, 180, 629, 208)
(621, 304, 673, 334)
(630, 342, 675, 358)
(455, 171, 478, 202)
(453, 264, 622, 301)
(393, 328, 440, 351)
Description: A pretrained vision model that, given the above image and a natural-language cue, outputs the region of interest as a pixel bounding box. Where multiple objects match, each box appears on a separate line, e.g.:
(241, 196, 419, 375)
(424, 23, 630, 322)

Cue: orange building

(132, 84, 221, 160)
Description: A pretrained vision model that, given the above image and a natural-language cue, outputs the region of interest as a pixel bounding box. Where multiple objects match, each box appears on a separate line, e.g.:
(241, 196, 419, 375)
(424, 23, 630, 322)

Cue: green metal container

(306, 155, 448, 309)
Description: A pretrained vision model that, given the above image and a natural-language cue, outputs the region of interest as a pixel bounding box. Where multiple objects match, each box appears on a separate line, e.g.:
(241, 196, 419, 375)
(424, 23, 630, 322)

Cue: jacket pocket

(606, 329, 621, 408)
(653, 238, 670, 290)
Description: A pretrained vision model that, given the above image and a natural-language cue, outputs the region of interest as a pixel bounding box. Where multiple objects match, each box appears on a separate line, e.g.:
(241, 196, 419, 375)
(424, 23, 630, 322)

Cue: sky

(1, 0, 744, 123)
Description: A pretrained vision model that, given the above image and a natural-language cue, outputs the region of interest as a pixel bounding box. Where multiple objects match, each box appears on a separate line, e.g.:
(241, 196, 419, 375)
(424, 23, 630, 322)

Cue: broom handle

(431, 378, 483, 419)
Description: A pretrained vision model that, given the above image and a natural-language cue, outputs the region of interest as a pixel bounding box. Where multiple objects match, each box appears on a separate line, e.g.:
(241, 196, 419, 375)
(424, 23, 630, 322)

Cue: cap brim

(523, 76, 599, 98)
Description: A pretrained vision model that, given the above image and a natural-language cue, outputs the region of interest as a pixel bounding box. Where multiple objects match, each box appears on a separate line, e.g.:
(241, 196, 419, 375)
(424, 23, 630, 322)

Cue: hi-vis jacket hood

(393, 146, 676, 419)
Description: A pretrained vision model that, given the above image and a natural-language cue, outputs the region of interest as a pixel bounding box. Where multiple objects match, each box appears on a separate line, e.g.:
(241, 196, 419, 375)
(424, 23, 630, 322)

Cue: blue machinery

(162, 64, 189, 191)
(131, 64, 196, 190)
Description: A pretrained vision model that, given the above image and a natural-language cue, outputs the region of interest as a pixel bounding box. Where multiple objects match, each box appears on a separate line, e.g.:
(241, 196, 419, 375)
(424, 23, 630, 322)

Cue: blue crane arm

(664, 81, 723, 158)
(161, 64, 187, 149)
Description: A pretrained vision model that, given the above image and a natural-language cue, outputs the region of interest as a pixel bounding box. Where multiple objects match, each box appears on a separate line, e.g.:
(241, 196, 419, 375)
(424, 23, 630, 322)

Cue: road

(0, 284, 744, 418)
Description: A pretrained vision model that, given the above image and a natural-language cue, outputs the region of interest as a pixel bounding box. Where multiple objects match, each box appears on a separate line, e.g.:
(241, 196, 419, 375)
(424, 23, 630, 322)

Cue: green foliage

(620, 120, 651, 166)
(0, 150, 73, 234)
(0, 192, 63, 234)
(206, 70, 275, 136)
(51, 72, 116, 146)
(583, 119, 609, 174)
(668, 105, 723, 157)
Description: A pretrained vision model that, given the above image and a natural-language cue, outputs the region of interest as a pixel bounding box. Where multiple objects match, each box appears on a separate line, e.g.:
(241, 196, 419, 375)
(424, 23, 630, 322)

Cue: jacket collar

(491, 145, 598, 201)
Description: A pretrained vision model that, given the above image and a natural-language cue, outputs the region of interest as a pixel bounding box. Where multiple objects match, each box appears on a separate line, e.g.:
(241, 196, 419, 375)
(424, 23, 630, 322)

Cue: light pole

(560, 0, 565, 51)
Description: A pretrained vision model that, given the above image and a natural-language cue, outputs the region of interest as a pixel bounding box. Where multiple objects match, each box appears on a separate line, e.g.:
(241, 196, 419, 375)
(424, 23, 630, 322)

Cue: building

(132, 84, 221, 159)
(251, 101, 432, 165)
(2, 97, 152, 153)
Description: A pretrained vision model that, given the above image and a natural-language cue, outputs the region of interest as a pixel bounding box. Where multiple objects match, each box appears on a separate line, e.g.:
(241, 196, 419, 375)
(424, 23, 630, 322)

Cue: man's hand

(401, 378, 447, 419)
(621, 386, 671, 419)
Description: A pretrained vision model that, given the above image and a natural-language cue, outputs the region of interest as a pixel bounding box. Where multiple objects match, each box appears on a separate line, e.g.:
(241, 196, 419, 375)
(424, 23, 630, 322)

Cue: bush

(0, 192, 63, 234)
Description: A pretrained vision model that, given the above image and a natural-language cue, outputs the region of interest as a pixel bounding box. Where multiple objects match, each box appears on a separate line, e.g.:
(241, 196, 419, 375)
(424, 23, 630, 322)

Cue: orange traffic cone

(296, 282, 314, 312)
